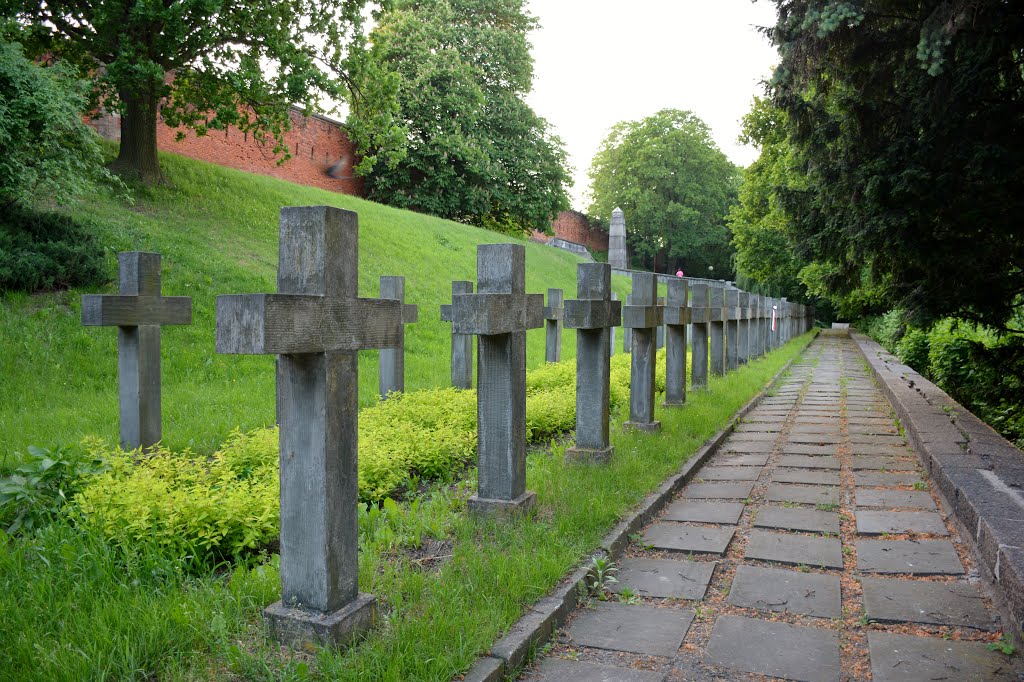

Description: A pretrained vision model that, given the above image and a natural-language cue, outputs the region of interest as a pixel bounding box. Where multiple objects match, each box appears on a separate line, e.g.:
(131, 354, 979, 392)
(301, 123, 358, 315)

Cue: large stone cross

(378, 276, 418, 398)
(544, 288, 564, 363)
(689, 283, 709, 389)
(725, 285, 740, 372)
(216, 206, 402, 648)
(81, 252, 192, 451)
(564, 263, 621, 463)
(622, 272, 663, 432)
(737, 291, 750, 365)
(663, 278, 689, 406)
(709, 283, 726, 376)
(440, 281, 474, 389)
(452, 243, 543, 516)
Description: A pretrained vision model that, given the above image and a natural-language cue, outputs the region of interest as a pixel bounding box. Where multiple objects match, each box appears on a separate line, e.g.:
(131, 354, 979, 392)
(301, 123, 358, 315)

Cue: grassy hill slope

(0, 151, 629, 457)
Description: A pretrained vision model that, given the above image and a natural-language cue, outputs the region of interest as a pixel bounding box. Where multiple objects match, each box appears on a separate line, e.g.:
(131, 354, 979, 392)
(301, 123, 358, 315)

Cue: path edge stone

(850, 331, 1024, 641)
(456, 334, 813, 680)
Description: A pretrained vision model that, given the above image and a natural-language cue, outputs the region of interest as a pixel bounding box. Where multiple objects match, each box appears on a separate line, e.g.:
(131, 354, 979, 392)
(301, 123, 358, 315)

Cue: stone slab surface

(773, 469, 841, 486)
(530, 659, 665, 682)
(856, 539, 964, 574)
(642, 523, 735, 556)
(788, 433, 844, 444)
(728, 565, 842, 618)
(696, 466, 762, 481)
(566, 602, 694, 657)
(721, 440, 774, 454)
(855, 510, 948, 535)
(612, 557, 716, 600)
(852, 456, 917, 471)
(783, 444, 839, 456)
(766, 483, 839, 505)
(705, 615, 840, 682)
(855, 489, 937, 510)
(682, 482, 754, 500)
(712, 453, 769, 466)
(755, 507, 840, 534)
(745, 530, 844, 569)
(663, 500, 744, 524)
(777, 455, 840, 470)
(853, 471, 923, 487)
(848, 423, 897, 435)
(850, 444, 908, 456)
(861, 577, 995, 629)
(868, 632, 1015, 681)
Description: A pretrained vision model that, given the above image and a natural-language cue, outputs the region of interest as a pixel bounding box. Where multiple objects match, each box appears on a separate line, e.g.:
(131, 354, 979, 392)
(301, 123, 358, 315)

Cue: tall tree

(6, 0, 402, 184)
(351, 0, 570, 234)
(766, 0, 1024, 329)
(588, 109, 739, 274)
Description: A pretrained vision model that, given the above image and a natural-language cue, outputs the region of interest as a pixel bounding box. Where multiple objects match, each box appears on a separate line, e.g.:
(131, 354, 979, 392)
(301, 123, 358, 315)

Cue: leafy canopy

(588, 109, 739, 275)
(352, 0, 570, 234)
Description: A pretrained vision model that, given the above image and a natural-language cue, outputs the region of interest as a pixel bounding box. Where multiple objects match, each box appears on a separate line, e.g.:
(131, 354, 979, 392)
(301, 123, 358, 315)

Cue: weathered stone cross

(81, 252, 192, 451)
(452, 243, 543, 516)
(440, 281, 474, 389)
(709, 282, 726, 376)
(725, 285, 740, 372)
(737, 291, 750, 365)
(663, 278, 690, 407)
(216, 206, 402, 648)
(622, 272, 663, 432)
(378, 276, 418, 398)
(544, 288, 564, 363)
(690, 283, 709, 389)
(564, 263, 621, 463)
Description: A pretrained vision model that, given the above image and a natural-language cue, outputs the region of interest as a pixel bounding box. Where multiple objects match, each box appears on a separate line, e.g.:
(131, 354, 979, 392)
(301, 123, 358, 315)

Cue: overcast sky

(525, 0, 780, 211)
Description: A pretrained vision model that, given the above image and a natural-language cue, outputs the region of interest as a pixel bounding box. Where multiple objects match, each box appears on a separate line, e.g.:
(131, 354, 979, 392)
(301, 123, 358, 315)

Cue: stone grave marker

(452, 243, 543, 515)
(690, 283, 709, 389)
(440, 281, 474, 389)
(663, 277, 689, 407)
(81, 252, 192, 451)
(725, 285, 740, 371)
(564, 263, 621, 463)
(610, 292, 618, 356)
(622, 272, 662, 432)
(622, 293, 633, 352)
(656, 297, 665, 349)
(543, 288, 563, 363)
(737, 291, 750, 364)
(216, 205, 403, 648)
(709, 282, 726, 376)
(378, 276, 418, 398)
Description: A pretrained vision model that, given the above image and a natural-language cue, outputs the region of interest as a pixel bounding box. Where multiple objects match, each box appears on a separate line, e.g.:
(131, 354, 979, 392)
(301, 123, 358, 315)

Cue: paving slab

(853, 471, 923, 487)
(855, 510, 948, 535)
(611, 557, 716, 600)
(856, 539, 964, 574)
(721, 440, 775, 454)
(848, 423, 898, 435)
(861, 577, 995, 629)
(868, 632, 1015, 681)
(529, 659, 666, 682)
(642, 523, 735, 556)
(846, 416, 895, 425)
(849, 444, 907, 456)
(734, 423, 782, 433)
(705, 615, 840, 682)
(711, 453, 769, 466)
(787, 433, 844, 444)
(773, 469, 841, 486)
(696, 466, 762, 482)
(848, 435, 904, 446)
(663, 500, 744, 524)
(726, 431, 779, 443)
(765, 483, 839, 506)
(566, 602, 694, 657)
(855, 489, 937, 510)
(783, 444, 839, 456)
(755, 507, 840, 534)
(777, 455, 840, 469)
(681, 482, 754, 499)
(745, 530, 844, 569)
(851, 456, 917, 471)
(790, 425, 841, 435)
(728, 565, 842, 618)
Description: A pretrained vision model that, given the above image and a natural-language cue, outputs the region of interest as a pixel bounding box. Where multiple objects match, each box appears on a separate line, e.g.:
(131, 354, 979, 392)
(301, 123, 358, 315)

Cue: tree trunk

(112, 87, 164, 185)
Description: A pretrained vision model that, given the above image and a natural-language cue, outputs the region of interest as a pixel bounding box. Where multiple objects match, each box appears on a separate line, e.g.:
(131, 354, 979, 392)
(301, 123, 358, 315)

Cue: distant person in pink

(675, 269, 684, 278)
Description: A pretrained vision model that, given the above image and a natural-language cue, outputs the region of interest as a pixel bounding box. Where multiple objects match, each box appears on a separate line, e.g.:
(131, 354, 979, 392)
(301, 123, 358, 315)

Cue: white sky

(525, 0, 780, 211)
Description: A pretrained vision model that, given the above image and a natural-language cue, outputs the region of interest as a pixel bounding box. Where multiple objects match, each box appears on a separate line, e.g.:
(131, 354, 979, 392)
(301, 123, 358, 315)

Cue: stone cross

(544, 288, 564, 363)
(689, 283, 709, 389)
(622, 294, 633, 353)
(768, 298, 778, 351)
(452, 243, 543, 516)
(608, 207, 628, 270)
(663, 278, 690, 407)
(216, 206, 402, 648)
(725, 286, 740, 372)
(656, 297, 666, 349)
(610, 292, 618, 356)
(737, 291, 750, 365)
(622, 272, 663, 432)
(440, 281, 474, 389)
(564, 263, 621, 463)
(756, 295, 766, 358)
(709, 283, 726, 377)
(379, 276, 418, 398)
(81, 252, 192, 451)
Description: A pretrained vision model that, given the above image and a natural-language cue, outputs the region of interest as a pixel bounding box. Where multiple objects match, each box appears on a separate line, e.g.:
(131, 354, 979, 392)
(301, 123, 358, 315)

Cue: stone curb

(850, 331, 1024, 637)
(459, 335, 813, 681)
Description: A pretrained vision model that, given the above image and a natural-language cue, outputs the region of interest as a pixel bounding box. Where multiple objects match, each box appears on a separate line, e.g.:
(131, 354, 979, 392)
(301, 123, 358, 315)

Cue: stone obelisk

(608, 208, 628, 271)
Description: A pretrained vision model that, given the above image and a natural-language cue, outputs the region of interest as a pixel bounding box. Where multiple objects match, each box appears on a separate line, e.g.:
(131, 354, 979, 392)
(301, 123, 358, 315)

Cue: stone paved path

(521, 331, 1022, 682)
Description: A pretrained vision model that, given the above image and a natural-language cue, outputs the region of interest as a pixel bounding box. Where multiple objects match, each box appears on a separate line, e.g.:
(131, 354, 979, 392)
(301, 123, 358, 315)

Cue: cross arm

(564, 299, 621, 330)
(403, 303, 419, 324)
(440, 304, 453, 322)
(81, 295, 192, 327)
(621, 304, 664, 329)
(664, 306, 692, 326)
(451, 293, 544, 335)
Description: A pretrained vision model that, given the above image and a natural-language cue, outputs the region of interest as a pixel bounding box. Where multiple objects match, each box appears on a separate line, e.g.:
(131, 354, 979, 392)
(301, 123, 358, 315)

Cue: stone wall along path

(520, 330, 1020, 682)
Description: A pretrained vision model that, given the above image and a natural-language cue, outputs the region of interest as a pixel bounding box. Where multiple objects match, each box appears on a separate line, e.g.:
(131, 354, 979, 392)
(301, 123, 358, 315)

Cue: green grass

(0, 331, 815, 681)
(0, 149, 637, 458)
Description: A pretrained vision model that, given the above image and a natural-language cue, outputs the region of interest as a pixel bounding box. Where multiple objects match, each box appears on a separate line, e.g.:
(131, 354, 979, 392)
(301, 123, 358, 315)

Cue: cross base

(264, 592, 376, 650)
(624, 420, 662, 434)
(662, 398, 686, 408)
(565, 445, 614, 465)
(467, 490, 536, 518)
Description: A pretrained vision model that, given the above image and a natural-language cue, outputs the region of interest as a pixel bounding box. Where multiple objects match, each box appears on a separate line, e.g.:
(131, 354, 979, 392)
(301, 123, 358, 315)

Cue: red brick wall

(91, 108, 364, 196)
(533, 210, 609, 252)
